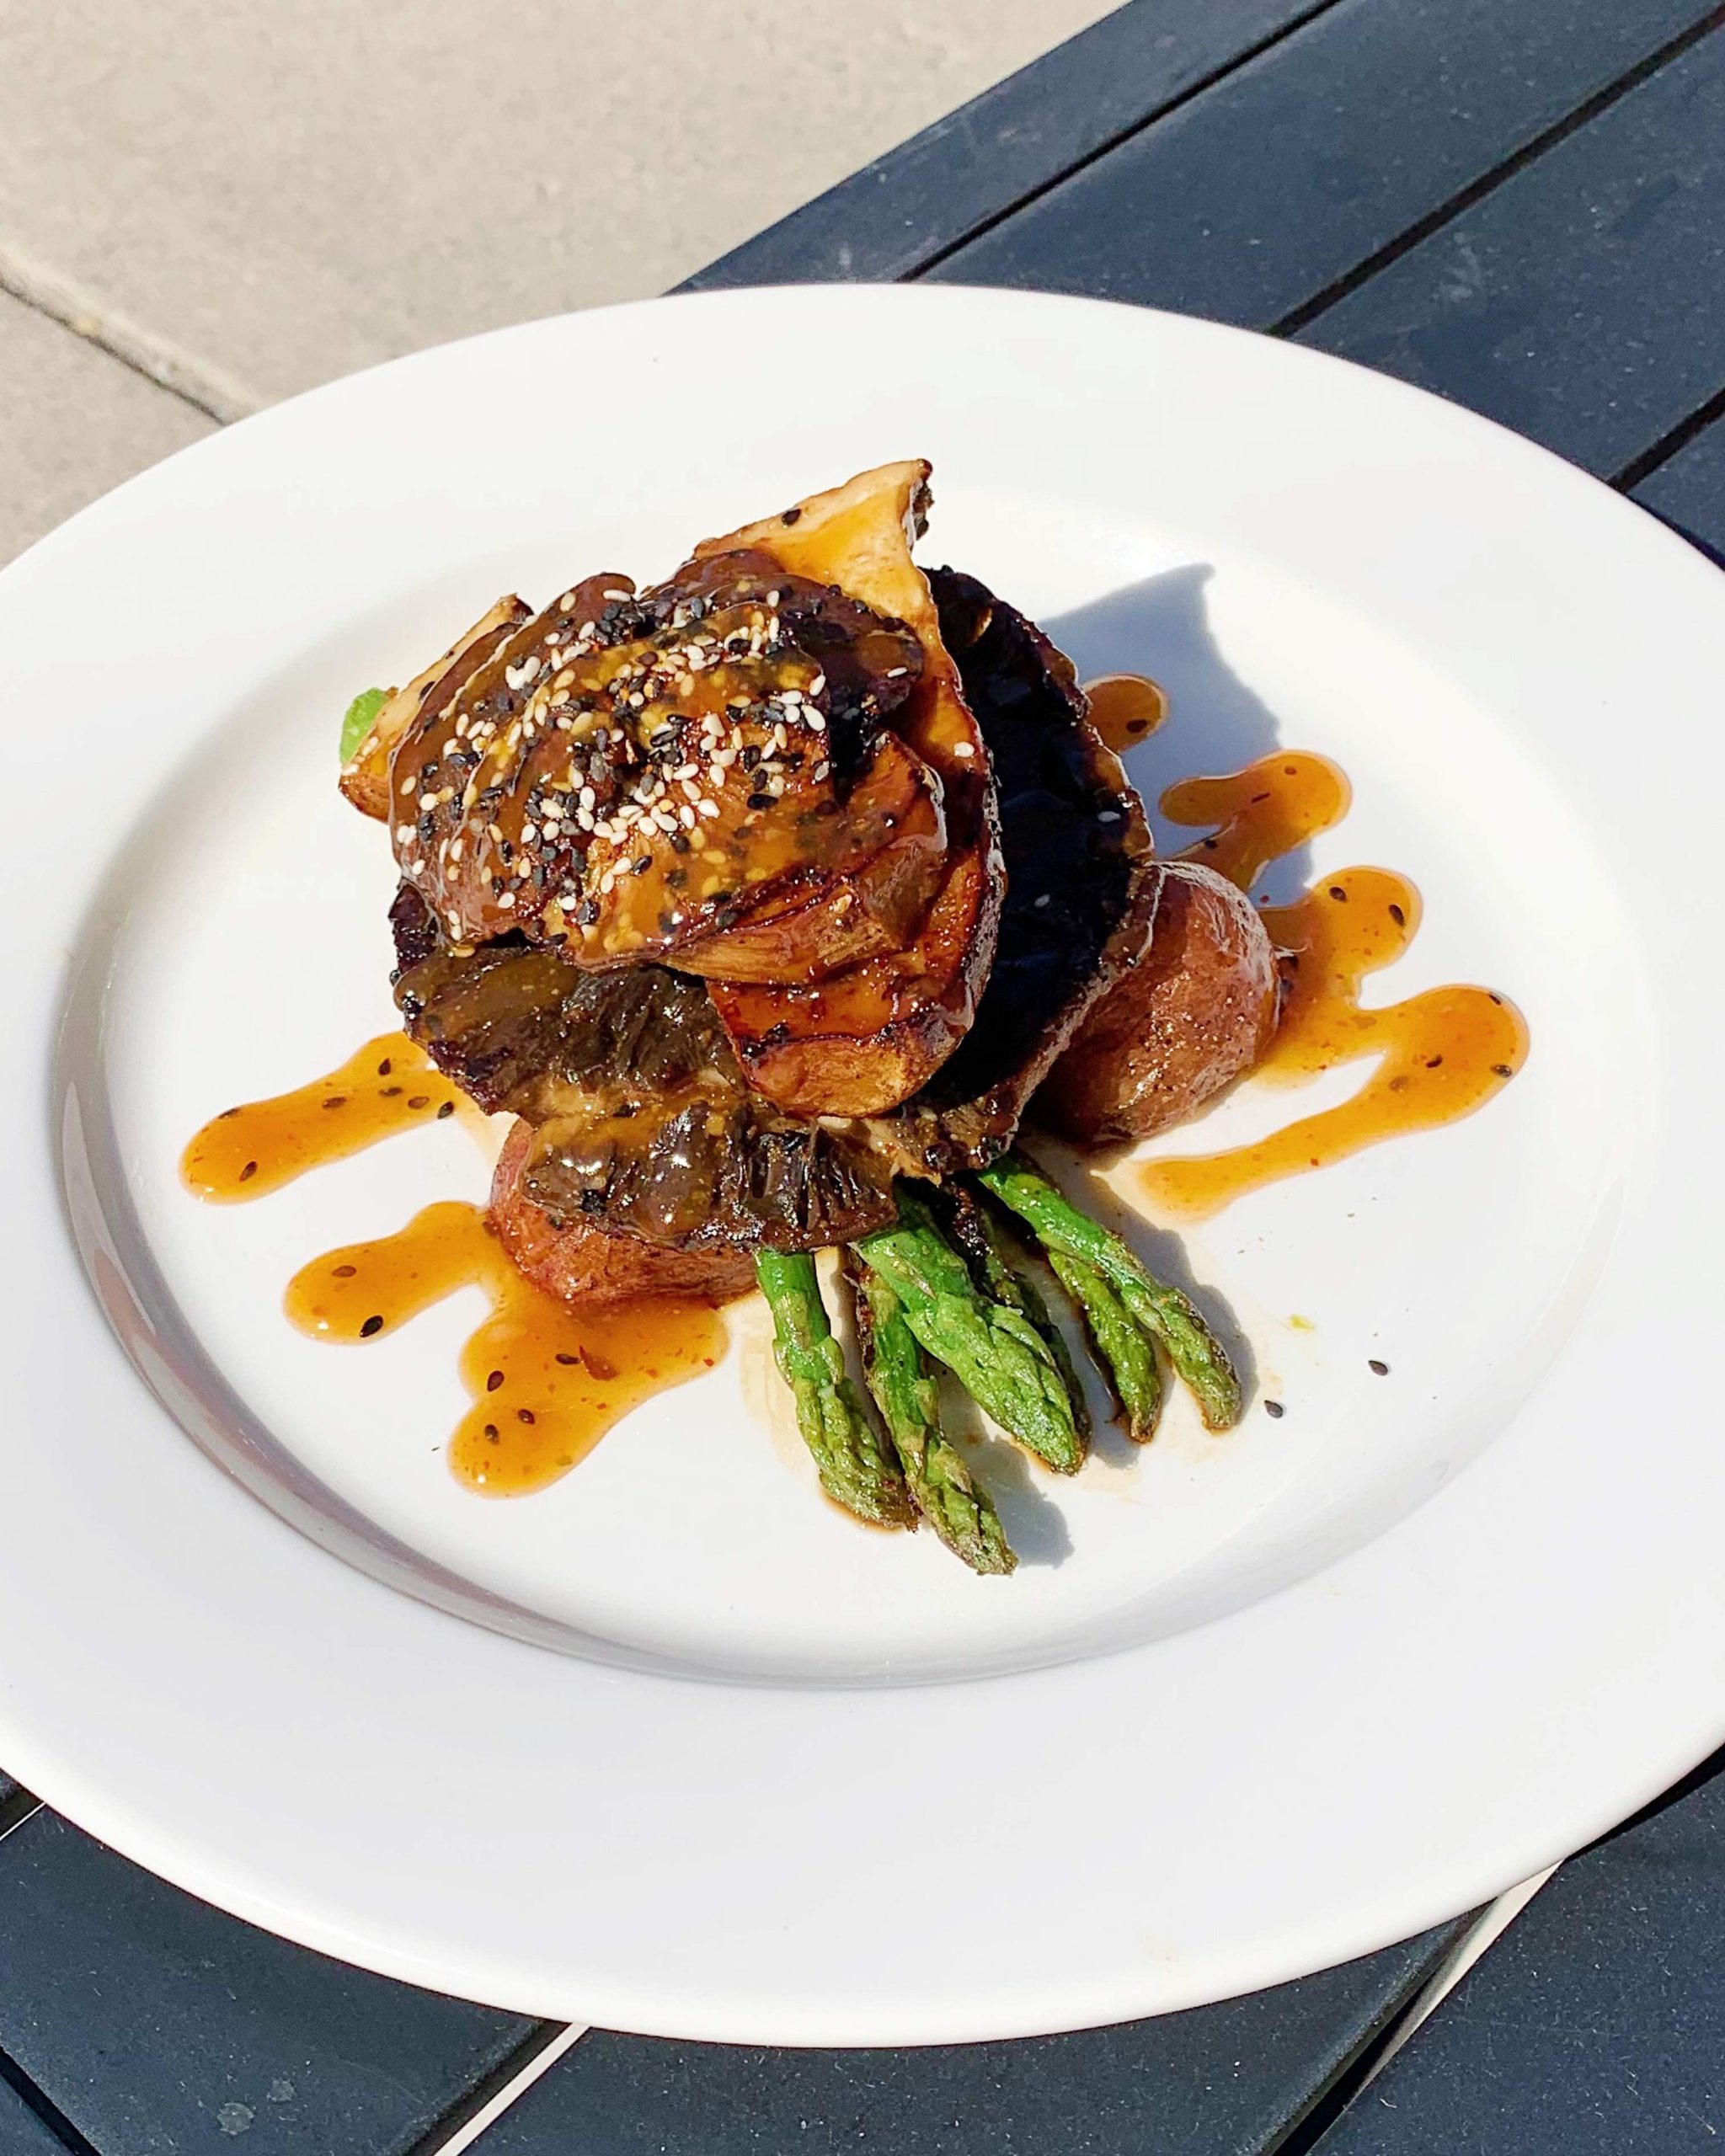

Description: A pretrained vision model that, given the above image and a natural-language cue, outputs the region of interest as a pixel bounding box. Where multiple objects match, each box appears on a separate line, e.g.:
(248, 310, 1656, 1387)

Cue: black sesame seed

(487, 1369, 505, 1391)
(377, 1058, 393, 1075)
(407, 1094, 430, 1108)
(555, 1352, 579, 1365)
(747, 792, 773, 811)
(517, 1408, 536, 1425)
(332, 1263, 356, 1278)
(238, 1161, 258, 1182)
(1369, 1359, 1390, 1375)
(670, 831, 691, 853)
(1264, 1399, 1285, 1418)
(360, 1315, 384, 1337)
(436, 1100, 455, 1118)
(1492, 1062, 1513, 1077)
(322, 1096, 345, 1110)
(483, 1423, 499, 1443)
(1388, 903, 1406, 926)
(633, 855, 653, 875)
(1328, 884, 1348, 901)
(781, 505, 803, 525)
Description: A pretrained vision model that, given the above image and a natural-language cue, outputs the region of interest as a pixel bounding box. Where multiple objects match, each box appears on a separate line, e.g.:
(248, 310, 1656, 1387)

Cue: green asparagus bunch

(938, 1187, 1091, 1443)
(843, 1252, 1015, 1576)
(851, 1187, 1086, 1474)
(975, 1152, 1242, 1431)
(754, 1250, 916, 1529)
(756, 1153, 1243, 1576)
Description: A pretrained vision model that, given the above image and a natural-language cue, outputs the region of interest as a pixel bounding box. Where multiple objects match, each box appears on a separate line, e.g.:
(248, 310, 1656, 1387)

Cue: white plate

(2, 284, 1721, 2043)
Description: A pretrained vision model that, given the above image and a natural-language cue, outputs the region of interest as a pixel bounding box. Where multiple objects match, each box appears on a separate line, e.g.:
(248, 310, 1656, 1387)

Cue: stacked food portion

(339, 463, 1279, 1573)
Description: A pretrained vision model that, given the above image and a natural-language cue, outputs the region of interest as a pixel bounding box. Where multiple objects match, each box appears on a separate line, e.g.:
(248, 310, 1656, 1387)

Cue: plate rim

(2, 280, 1722, 2042)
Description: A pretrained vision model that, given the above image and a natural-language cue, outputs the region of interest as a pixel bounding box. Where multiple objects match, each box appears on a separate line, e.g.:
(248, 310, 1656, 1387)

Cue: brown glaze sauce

(185, 1041, 728, 1492)
(1083, 671, 1169, 752)
(181, 1032, 467, 1199)
(283, 1201, 724, 1495)
(1138, 755, 1528, 1219)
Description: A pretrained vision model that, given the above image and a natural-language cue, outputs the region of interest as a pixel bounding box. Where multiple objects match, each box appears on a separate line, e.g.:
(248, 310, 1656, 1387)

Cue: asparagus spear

(1045, 1247, 1163, 1442)
(975, 1153, 1242, 1432)
(851, 1187, 1086, 1474)
(842, 1253, 1016, 1576)
(754, 1250, 916, 1528)
(940, 1187, 1091, 1440)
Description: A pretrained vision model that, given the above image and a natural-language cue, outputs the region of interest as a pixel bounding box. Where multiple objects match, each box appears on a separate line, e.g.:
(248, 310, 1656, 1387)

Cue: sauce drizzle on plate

(285, 1200, 723, 1494)
(181, 1031, 465, 1198)
(184, 1045, 726, 1492)
(1083, 671, 1169, 752)
(1137, 754, 1528, 1219)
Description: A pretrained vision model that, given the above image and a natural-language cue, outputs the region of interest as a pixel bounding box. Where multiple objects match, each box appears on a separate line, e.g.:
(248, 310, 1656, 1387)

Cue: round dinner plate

(2, 283, 1721, 2044)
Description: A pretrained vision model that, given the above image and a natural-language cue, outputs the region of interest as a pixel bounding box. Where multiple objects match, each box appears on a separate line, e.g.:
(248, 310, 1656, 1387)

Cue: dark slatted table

(6, 2, 1724, 2148)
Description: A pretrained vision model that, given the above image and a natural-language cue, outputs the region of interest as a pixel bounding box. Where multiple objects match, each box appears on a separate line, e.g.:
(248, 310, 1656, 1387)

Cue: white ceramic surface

(1, 285, 1719, 2042)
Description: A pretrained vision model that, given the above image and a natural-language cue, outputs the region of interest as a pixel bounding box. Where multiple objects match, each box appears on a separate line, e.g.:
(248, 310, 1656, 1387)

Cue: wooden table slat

(1632, 409, 1725, 556)
(1296, 23, 1725, 479)
(681, 0, 1333, 291)
(927, 0, 1713, 342)
(0, 1812, 538, 2156)
(476, 1920, 1477, 2156)
(0, 2076, 77, 2156)
(1313, 1748, 1725, 2153)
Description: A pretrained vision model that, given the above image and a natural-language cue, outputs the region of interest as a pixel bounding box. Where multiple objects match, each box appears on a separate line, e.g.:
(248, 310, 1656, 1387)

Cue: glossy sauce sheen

(1082, 672, 1169, 753)
(1139, 755, 1528, 1219)
(284, 1201, 724, 1494)
(181, 1032, 466, 1198)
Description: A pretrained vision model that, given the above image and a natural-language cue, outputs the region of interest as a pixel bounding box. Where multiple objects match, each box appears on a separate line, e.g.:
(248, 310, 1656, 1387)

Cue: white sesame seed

(398, 771, 416, 795)
(522, 823, 539, 845)
(680, 804, 696, 827)
(809, 674, 826, 695)
(886, 666, 909, 679)
(505, 657, 541, 691)
(697, 798, 720, 819)
(496, 890, 515, 910)
(1033, 893, 1050, 908)
(559, 591, 578, 611)
(1096, 808, 1121, 822)
(953, 742, 975, 758)
(806, 710, 827, 734)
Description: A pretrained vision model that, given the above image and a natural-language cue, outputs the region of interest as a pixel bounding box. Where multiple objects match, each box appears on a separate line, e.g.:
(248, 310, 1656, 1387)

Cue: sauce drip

(182, 1032, 466, 1199)
(285, 1200, 724, 1495)
(1159, 750, 1352, 889)
(1082, 672, 1169, 753)
(1138, 760, 1528, 1220)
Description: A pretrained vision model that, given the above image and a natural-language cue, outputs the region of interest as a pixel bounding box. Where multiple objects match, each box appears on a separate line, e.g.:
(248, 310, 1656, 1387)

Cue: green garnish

(339, 686, 388, 763)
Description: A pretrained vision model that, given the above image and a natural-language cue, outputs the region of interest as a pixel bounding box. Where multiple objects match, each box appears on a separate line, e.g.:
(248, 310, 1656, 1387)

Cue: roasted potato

(490, 1123, 756, 1305)
(1038, 862, 1279, 1145)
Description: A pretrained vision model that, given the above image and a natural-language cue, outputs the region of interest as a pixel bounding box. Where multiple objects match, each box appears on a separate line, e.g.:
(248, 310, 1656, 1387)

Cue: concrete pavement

(0, 0, 1116, 562)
